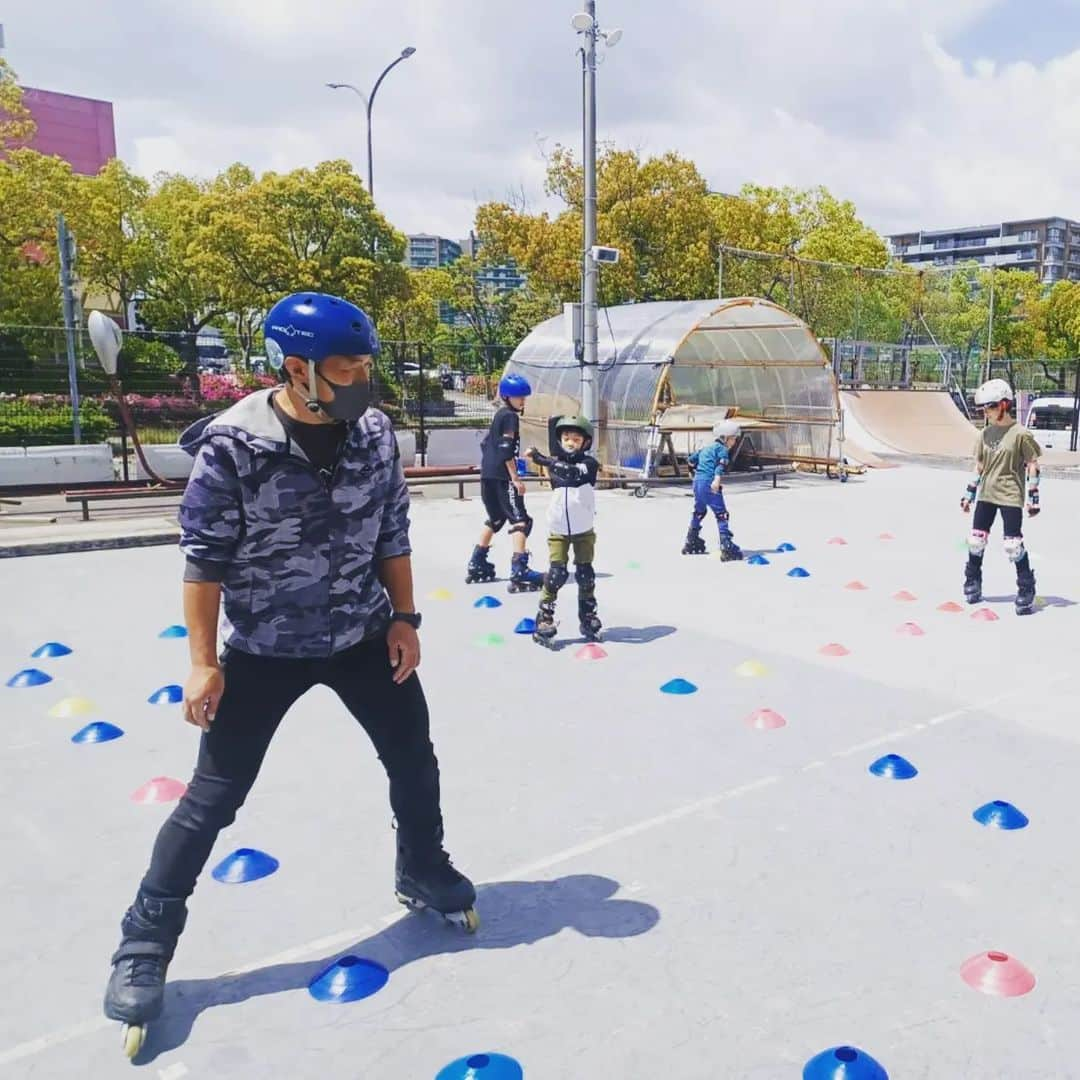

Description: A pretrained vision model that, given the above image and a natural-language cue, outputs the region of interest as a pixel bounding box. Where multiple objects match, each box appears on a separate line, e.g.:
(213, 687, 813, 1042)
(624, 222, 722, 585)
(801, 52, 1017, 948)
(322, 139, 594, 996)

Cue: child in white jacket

(524, 415, 601, 647)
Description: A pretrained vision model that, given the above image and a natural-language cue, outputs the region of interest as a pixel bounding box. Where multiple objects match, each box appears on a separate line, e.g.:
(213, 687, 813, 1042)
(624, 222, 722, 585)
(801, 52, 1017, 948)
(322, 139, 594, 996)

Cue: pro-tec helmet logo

(270, 324, 316, 339)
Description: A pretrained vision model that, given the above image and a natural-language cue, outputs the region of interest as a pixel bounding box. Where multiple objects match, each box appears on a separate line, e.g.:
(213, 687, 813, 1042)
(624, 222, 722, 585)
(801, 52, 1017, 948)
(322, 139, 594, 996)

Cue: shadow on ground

(549, 625, 677, 651)
(137, 874, 659, 1062)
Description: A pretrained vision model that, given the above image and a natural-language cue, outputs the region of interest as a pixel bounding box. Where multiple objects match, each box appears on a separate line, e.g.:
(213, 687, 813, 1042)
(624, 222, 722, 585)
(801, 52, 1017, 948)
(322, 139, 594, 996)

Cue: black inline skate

(507, 551, 543, 593)
(465, 544, 496, 584)
(103, 895, 187, 1059)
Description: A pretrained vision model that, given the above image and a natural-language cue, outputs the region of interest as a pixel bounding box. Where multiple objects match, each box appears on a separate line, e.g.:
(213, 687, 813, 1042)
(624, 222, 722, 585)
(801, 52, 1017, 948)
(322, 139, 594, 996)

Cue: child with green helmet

(524, 415, 602, 647)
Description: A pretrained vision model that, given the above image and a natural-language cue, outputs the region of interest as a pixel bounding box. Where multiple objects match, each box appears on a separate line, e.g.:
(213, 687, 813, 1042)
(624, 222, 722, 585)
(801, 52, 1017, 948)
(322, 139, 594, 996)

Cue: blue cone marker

(211, 848, 279, 884)
(6, 668, 53, 688)
(804, 1045, 888, 1080)
(776, 542, 796, 552)
(71, 721, 124, 744)
(436, 1053, 525, 1080)
(474, 595, 502, 609)
(747, 554, 770, 566)
(514, 618, 536, 634)
(158, 625, 188, 639)
(973, 800, 1029, 830)
(31, 642, 73, 659)
(787, 566, 811, 578)
(869, 754, 918, 780)
(660, 678, 697, 695)
(148, 684, 183, 705)
(308, 955, 389, 1003)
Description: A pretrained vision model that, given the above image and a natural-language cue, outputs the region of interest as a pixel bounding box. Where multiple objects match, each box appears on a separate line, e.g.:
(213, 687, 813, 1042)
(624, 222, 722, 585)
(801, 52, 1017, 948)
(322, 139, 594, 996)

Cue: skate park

(4, 384, 1080, 1076)
(7, 2, 1080, 1073)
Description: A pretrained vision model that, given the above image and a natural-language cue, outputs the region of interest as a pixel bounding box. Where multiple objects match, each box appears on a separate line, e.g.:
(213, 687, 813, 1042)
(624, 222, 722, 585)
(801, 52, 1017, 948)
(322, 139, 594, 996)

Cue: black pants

(139, 638, 441, 901)
(972, 500, 1023, 537)
(480, 477, 528, 533)
(968, 500, 1032, 577)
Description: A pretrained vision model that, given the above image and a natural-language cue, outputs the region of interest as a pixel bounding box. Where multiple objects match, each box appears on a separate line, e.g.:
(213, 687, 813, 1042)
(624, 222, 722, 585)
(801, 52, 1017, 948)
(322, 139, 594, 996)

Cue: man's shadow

(548, 625, 676, 651)
(138, 874, 659, 1062)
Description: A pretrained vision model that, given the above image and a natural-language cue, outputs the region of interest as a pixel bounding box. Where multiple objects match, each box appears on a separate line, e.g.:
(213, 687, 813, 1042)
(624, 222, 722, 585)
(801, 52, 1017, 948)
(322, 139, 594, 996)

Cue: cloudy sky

(6, 0, 1080, 241)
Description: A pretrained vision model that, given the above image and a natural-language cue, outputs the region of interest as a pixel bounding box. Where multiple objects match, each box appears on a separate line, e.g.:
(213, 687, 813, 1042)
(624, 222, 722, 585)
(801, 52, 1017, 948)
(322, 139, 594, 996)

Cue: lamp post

(571, 6, 621, 437)
(327, 45, 416, 199)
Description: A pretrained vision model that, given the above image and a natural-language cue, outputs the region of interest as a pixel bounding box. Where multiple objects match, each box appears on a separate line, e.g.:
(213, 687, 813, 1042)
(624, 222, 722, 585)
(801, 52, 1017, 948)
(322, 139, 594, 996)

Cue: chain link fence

(0, 324, 513, 456)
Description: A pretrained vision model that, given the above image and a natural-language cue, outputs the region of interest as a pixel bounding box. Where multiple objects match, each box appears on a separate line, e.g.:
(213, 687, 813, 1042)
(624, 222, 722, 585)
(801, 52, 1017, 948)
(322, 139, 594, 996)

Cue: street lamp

(327, 45, 416, 199)
(570, 5, 621, 438)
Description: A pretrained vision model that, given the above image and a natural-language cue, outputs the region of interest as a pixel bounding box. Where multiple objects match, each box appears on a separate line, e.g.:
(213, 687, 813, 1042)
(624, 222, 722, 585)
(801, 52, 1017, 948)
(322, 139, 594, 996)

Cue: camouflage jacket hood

(177, 388, 411, 658)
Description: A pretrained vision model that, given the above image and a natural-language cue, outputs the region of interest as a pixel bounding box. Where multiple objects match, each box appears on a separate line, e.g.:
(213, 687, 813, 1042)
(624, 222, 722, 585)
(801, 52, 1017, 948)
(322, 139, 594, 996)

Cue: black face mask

(304, 359, 372, 421)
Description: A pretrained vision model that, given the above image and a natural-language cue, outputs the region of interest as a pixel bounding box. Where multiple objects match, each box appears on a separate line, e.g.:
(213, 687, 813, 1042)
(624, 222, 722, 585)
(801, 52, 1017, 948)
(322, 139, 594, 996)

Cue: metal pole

(580, 0, 600, 435)
(717, 247, 723, 299)
(366, 98, 374, 197)
(365, 50, 415, 199)
(984, 269, 995, 382)
(1071, 359, 1079, 454)
(56, 213, 81, 444)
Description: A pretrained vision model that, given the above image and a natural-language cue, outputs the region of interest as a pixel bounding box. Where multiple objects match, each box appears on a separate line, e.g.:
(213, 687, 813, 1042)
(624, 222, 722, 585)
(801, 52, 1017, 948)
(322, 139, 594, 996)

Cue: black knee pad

(575, 562, 596, 589)
(508, 515, 533, 538)
(546, 561, 569, 592)
(692, 508, 707, 524)
(484, 518, 506, 533)
(716, 510, 729, 523)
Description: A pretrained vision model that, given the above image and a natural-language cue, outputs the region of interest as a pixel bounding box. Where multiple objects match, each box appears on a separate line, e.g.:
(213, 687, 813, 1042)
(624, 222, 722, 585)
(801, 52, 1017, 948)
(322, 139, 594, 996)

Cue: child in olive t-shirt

(960, 379, 1042, 615)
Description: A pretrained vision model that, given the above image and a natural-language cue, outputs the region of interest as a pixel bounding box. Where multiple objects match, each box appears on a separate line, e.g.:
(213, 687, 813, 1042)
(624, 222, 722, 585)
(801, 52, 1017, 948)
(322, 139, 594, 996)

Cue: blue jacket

(178, 388, 411, 659)
(688, 441, 731, 483)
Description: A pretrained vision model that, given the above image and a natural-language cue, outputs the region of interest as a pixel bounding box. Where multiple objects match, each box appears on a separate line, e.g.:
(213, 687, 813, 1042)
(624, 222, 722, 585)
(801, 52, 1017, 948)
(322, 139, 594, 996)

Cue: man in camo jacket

(102, 294, 477, 1048)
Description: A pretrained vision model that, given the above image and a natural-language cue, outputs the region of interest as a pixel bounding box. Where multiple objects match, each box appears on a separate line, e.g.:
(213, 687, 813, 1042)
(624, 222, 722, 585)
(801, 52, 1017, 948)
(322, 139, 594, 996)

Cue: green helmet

(555, 415, 593, 440)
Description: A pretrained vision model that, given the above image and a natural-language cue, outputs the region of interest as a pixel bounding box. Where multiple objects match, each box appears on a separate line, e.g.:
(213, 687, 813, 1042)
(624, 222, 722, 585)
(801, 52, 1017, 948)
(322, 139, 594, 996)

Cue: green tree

(194, 159, 410, 324)
(478, 146, 723, 306)
(380, 267, 452, 343)
(135, 174, 224, 382)
(0, 58, 35, 151)
(0, 149, 77, 328)
(69, 158, 153, 318)
(1040, 280, 1080, 389)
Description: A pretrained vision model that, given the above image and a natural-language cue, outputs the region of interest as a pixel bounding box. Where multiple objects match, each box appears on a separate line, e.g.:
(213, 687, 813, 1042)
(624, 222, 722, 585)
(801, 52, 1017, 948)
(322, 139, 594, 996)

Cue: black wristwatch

(390, 611, 422, 629)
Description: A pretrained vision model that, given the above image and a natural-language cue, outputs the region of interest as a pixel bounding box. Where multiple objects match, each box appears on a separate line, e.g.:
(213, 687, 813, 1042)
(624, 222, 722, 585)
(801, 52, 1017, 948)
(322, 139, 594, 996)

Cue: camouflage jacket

(178, 389, 411, 658)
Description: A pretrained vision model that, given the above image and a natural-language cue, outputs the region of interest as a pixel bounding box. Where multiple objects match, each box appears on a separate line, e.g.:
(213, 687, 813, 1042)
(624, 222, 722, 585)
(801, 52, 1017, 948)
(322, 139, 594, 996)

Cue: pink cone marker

(131, 777, 188, 805)
(575, 643, 607, 661)
(819, 643, 850, 657)
(745, 708, 786, 730)
(960, 951, 1036, 997)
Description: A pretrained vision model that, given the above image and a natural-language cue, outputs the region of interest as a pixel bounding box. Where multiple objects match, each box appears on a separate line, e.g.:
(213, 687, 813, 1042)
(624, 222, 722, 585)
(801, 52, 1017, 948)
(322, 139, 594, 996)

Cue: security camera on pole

(571, 5, 621, 449)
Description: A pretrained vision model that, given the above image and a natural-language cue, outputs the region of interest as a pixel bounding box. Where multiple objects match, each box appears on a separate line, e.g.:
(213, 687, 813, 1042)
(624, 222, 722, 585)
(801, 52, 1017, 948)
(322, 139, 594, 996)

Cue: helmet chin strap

(306, 358, 322, 414)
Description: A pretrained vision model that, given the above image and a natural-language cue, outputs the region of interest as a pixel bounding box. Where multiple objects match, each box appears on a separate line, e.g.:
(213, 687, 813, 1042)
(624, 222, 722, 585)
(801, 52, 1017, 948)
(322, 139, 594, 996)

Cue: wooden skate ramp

(840, 390, 978, 459)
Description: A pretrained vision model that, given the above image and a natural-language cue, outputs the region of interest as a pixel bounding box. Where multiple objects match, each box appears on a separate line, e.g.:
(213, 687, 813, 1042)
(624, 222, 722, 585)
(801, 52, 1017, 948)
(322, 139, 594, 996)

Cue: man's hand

(183, 664, 224, 732)
(388, 621, 421, 684)
(512, 477, 526, 496)
(523, 447, 535, 460)
(960, 498, 972, 513)
(710, 477, 722, 494)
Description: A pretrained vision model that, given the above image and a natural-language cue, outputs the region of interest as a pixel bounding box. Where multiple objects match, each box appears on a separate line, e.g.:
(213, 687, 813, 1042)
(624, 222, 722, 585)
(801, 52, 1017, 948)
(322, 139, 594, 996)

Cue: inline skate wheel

(122, 1023, 147, 1059)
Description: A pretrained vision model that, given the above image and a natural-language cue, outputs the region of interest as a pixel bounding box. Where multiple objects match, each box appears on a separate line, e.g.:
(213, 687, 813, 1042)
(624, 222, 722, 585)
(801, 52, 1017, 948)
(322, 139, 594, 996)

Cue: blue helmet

(263, 293, 379, 372)
(498, 372, 532, 399)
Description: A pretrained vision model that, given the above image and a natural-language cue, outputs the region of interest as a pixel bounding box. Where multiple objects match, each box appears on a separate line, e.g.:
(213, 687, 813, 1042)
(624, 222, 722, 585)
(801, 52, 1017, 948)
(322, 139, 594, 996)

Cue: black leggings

(140, 638, 441, 900)
(972, 501, 1023, 537)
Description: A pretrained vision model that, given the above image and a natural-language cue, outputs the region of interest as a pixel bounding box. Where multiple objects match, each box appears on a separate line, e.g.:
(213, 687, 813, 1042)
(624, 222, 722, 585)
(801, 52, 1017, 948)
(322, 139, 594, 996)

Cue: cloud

(6, 0, 1080, 240)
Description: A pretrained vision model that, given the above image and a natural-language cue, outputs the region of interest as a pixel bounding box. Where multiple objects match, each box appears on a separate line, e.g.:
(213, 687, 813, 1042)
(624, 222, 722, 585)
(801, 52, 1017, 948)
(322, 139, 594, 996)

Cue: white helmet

(974, 379, 1014, 406)
(712, 419, 741, 439)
